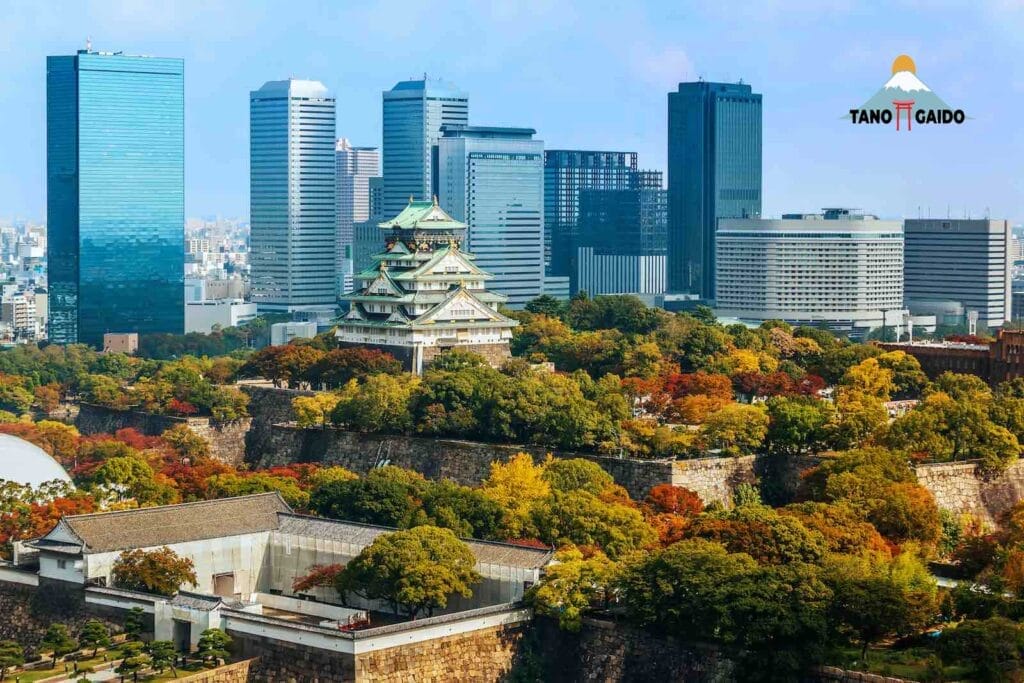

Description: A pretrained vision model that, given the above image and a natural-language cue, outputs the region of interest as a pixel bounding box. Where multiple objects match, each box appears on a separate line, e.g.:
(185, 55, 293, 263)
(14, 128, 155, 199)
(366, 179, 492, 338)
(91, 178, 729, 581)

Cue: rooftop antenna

(86, 36, 92, 51)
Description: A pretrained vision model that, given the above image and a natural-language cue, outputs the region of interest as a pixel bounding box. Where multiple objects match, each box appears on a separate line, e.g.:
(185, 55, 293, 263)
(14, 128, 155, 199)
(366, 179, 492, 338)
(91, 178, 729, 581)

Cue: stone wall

(815, 666, 912, 683)
(0, 579, 122, 651)
(532, 617, 733, 682)
(354, 622, 526, 682)
(230, 631, 355, 681)
(914, 459, 1024, 527)
(75, 403, 251, 466)
(252, 423, 674, 501)
(175, 658, 257, 682)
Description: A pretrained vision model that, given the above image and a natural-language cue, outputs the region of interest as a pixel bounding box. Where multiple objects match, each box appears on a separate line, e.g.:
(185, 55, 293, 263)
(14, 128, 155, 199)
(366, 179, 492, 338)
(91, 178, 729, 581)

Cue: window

(57, 559, 67, 570)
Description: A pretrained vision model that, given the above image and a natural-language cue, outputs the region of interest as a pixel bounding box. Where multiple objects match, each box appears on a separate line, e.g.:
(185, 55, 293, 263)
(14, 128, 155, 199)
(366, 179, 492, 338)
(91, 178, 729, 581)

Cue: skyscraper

(335, 139, 380, 295)
(439, 126, 545, 308)
(904, 219, 1012, 329)
(576, 171, 667, 296)
(47, 49, 184, 347)
(382, 78, 468, 218)
(667, 81, 762, 299)
(543, 150, 637, 281)
(250, 79, 336, 314)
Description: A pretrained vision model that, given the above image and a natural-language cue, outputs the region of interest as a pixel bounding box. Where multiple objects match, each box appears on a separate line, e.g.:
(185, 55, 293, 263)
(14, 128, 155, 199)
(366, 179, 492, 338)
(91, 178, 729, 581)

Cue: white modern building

(904, 219, 1012, 329)
(250, 79, 337, 314)
(270, 321, 318, 346)
(185, 299, 258, 334)
(336, 140, 380, 296)
(439, 126, 545, 308)
(715, 209, 905, 337)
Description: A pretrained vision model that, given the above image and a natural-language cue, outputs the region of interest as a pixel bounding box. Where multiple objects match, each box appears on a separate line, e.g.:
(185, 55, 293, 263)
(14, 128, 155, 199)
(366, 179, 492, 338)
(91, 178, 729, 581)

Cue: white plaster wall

(85, 532, 272, 597)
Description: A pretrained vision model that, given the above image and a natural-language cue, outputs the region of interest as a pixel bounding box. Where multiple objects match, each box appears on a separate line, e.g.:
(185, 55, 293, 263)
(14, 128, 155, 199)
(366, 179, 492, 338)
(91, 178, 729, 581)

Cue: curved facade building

(0, 434, 73, 488)
(715, 209, 904, 337)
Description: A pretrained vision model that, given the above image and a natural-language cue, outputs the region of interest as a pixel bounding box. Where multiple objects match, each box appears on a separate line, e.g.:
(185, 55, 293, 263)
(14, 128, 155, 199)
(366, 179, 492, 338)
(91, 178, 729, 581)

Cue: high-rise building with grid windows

(250, 79, 336, 314)
(335, 139, 379, 296)
(576, 171, 667, 296)
(382, 78, 468, 219)
(47, 49, 185, 347)
(438, 126, 544, 309)
(543, 150, 637, 284)
(668, 81, 762, 300)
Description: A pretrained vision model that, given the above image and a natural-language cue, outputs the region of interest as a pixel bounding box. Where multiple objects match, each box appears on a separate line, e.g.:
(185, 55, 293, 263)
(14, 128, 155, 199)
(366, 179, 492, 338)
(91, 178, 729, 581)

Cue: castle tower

(335, 198, 518, 374)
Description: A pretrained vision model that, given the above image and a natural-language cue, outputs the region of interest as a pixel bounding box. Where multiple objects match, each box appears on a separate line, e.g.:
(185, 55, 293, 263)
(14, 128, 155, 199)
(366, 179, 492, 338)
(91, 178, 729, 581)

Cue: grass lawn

(829, 646, 972, 681)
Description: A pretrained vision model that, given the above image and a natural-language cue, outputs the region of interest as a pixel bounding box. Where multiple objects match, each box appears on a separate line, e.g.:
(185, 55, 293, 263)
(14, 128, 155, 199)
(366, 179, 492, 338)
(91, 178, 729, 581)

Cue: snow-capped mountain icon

(857, 68, 951, 113)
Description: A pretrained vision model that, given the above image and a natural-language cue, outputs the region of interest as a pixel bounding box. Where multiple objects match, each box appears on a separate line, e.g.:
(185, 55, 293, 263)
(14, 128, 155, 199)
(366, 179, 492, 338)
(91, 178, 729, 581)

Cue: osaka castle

(335, 198, 518, 374)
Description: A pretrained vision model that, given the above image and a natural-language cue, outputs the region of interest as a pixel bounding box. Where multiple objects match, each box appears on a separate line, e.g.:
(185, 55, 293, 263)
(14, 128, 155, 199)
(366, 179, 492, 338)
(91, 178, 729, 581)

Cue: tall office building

(336, 139, 380, 295)
(351, 176, 386, 284)
(904, 219, 1012, 329)
(543, 150, 637, 281)
(715, 209, 904, 338)
(250, 79, 336, 314)
(382, 78, 468, 218)
(668, 81, 762, 299)
(439, 126, 545, 308)
(576, 171, 667, 296)
(47, 49, 184, 347)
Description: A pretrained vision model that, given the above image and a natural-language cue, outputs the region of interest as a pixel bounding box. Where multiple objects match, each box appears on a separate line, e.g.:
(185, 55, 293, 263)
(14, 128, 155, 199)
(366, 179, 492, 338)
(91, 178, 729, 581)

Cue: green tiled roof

(378, 199, 466, 230)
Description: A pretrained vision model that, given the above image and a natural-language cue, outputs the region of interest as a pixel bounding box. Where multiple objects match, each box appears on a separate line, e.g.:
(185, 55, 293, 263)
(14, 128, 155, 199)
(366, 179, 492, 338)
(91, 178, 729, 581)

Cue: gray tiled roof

(275, 513, 553, 570)
(59, 493, 292, 554)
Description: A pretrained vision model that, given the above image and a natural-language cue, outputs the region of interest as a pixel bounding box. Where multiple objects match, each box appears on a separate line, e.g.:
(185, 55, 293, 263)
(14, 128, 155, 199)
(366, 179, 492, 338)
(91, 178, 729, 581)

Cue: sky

(1, 0, 1022, 223)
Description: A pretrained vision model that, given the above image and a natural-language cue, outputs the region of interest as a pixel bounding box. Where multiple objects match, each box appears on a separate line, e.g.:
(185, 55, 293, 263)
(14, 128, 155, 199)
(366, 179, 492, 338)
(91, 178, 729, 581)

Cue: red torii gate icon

(893, 100, 914, 131)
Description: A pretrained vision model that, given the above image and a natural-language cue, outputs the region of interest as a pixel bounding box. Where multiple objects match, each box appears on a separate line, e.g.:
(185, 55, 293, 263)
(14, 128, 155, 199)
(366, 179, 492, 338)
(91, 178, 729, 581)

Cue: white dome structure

(0, 433, 73, 488)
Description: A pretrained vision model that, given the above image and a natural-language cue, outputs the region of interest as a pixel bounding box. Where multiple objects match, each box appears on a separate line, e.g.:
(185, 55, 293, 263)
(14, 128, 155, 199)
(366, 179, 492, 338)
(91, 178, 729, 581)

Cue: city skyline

(1, 1, 1021, 223)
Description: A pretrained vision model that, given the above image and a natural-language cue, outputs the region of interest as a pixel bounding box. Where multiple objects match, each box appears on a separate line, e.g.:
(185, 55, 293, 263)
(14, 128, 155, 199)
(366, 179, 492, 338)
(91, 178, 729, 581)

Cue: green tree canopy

(336, 526, 481, 618)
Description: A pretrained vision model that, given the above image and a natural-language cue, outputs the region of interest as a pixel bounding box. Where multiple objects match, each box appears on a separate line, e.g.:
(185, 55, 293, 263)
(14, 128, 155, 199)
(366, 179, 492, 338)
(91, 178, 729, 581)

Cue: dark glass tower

(576, 171, 667, 295)
(667, 81, 762, 300)
(543, 150, 637, 280)
(47, 50, 184, 347)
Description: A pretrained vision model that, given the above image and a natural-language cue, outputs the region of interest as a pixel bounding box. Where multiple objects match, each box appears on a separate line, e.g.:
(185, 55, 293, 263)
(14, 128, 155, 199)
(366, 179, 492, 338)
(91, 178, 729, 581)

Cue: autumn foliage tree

(112, 546, 197, 596)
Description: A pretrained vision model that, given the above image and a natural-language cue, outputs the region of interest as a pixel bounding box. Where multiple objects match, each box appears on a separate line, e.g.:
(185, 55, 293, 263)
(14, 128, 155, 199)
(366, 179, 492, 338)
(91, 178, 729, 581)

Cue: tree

(196, 628, 232, 665)
(831, 388, 889, 449)
(308, 348, 402, 389)
(112, 547, 197, 596)
(542, 458, 613, 495)
(524, 295, 566, 318)
(309, 466, 427, 527)
(765, 396, 836, 455)
(79, 620, 111, 657)
(202, 473, 309, 509)
(684, 503, 827, 566)
(527, 547, 617, 631)
(939, 617, 1024, 682)
(617, 539, 757, 640)
(332, 374, 417, 433)
(0, 640, 24, 681)
(480, 453, 551, 539)
(292, 563, 346, 593)
(826, 553, 938, 662)
(698, 403, 769, 456)
(840, 358, 895, 400)
(161, 423, 211, 461)
(116, 641, 150, 681)
(33, 383, 62, 413)
(420, 480, 508, 539)
(41, 623, 78, 667)
(336, 526, 481, 618)
(146, 640, 177, 676)
(292, 393, 341, 429)
(644, 484, 703, 517)
(533, 490, 656, 560)
(124, 606, 145, 641)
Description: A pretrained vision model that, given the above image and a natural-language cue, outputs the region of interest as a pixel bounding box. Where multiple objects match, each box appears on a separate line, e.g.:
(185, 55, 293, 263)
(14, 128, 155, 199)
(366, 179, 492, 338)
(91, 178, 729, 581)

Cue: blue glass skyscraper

(382, 79, 468, 219)
(47, 49, 184, 347)
(667, 81, 762, 300)
(438, 126, 544, 308)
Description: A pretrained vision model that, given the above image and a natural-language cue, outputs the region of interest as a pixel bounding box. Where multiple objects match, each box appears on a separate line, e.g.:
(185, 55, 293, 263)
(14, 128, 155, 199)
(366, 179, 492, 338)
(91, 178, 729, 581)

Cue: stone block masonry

(914, 459, 1024, 527)
(354, 622, 526, 682)
(75, 403, 251, 466)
